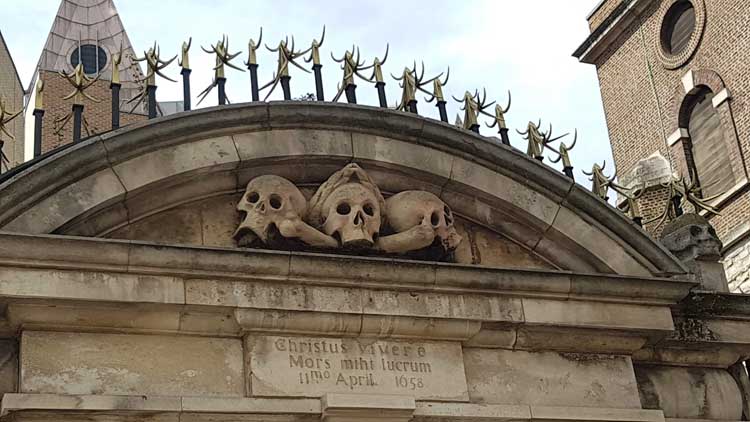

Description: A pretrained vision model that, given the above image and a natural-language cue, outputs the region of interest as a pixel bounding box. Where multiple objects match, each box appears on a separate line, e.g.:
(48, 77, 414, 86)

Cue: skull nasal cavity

(248, 192, 260, 203)
(269, 194, 283, 210)
(337, 203, 351, 215)
(431, 212, 440, 227)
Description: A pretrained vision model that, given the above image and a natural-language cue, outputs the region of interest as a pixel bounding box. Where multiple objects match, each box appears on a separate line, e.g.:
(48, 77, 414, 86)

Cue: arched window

(686, 87, 735, 197)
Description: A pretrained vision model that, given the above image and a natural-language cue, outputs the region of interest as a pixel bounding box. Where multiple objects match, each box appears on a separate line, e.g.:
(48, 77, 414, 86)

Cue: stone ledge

(0, 233, 694, 305)
(0, 394, 667, 422)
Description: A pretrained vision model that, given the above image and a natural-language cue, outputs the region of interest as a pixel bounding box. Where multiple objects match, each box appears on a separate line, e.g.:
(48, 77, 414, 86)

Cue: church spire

(31, 0, 143, 91)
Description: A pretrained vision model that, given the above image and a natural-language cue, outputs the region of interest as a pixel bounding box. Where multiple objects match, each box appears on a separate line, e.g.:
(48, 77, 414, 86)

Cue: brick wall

(38, 70, 146, 154)
(589, 0, 626, 30)
(0, 35, 25, 170)
(587, 0, 750, 290)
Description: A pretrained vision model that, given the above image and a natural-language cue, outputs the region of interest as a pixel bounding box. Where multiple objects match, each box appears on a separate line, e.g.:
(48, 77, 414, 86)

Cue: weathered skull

(321, 182, 381, 248)
(661, 213, 722, 261)
(385, 191, 462, 251)
(234, 175, 307, 245)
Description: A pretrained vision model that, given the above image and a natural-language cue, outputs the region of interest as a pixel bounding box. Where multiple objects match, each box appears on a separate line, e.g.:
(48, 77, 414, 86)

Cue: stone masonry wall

(587, 0, 750, 291)
(724, 237, 750, 293)
(0, 35, 25, 170)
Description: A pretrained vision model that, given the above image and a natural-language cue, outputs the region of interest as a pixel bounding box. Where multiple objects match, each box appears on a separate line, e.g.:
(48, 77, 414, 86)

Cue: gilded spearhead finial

(481, 91, 511, 131)
(549, 129, 577, 169)
(517, 120, 567, 161)
(304, 26, 326, 66)
(134, 41, 177, 86)
(392, 61, 444, 112)
(178, 37, 192, 70)
(59, 63, 101, 105)
(425, 67, 449, 103)
(368, 44, 389, 84)
(245, 28, 263, 67)
(453, 89, 493, 130)
(582, 161, 613, 201)
(111, 42, 123, 85)
(34, 78, 45, 110)
(259, 34, 311, 101)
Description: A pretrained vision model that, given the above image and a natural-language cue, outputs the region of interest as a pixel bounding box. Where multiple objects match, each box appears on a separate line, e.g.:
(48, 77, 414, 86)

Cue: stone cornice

(0, 233, 692, 304)
(0, 393, 667, 422)
(0, 232, 692, 353)
(574, 0, 655, 64)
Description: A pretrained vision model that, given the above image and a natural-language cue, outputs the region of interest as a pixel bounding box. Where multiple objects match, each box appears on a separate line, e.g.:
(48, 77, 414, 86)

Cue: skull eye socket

(431, 211, 441, 227)
(247, 192, 260, 204)
(690, 226, 702, 236)
(337, 203, 351, 215)
(363, 203, 375, 217)
(269, 194, 283, 210)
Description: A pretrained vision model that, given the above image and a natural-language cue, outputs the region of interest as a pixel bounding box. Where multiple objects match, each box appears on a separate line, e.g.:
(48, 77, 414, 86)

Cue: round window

(70, 44, 108, 74)
(660, 1, 696, 55)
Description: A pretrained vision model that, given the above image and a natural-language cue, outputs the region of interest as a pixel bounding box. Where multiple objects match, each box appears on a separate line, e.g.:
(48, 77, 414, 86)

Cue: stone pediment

(0, 102, 685, 277)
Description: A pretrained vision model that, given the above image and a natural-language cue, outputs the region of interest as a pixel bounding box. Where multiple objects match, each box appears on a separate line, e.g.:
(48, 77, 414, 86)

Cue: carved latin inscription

(246, 336, 469, 401)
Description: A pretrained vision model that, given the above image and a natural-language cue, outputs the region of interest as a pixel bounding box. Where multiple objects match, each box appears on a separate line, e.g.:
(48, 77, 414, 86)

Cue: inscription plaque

(246, 335, 469, 400)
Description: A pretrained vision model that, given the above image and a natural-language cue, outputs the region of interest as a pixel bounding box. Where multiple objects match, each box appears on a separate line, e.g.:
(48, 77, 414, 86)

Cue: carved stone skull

(661, 213, 722, 261)
(320, 182, 382, 248)
(383, 190, 462, 253)
(234, 175, 308, 245)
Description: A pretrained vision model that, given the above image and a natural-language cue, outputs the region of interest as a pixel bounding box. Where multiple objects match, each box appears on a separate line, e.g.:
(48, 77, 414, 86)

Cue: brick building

(574, 0, 750, 291)
(0, 30, 25, 171)
(24, 0, 147, 155)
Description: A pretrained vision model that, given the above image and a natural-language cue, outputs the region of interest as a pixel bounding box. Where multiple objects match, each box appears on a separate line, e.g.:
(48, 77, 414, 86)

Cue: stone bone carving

(660, 213, 722, 261)
(234, 175, 337, 248)
(307, 164, 386, 248)
(234, 163, 464, 260)
(377, 190, 462, 254)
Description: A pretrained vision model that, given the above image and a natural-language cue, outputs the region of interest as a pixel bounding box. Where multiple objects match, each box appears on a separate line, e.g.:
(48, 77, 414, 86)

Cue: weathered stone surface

(322, 393, 415, 422)
(21, 331, 244, 397)
(0, 267, 184, 304)
(245, 335, 469, 401)
(234, 129, 352, 163)
(463, 348, 642, 408)
(186, 279, 362, 314)
(549, 206, 651, 276)
(634, 365, 742, 420)
(661, 213, 729, 292)
(4, 168, 126, 234)
(112, 136, 239, 192)
(521, 298, 674, 332)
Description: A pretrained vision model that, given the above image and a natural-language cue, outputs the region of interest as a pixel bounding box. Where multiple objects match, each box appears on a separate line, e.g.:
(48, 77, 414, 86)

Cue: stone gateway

(1, 103, 749, 422)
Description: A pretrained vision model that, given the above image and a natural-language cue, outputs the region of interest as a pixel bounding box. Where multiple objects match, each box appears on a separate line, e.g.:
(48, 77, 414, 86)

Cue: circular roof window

(661, 1, 696, 55)
(70, 44, 108, 74)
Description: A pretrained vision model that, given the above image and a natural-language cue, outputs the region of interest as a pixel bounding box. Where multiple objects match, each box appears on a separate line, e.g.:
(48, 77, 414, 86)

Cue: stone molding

(0, 232, 694, 354)
(0, 393, 668, 422)
(0, 102, 686, 277)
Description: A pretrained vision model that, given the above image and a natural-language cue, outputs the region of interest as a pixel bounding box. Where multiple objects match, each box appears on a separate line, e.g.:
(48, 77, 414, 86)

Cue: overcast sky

(1, 0, 613, 184)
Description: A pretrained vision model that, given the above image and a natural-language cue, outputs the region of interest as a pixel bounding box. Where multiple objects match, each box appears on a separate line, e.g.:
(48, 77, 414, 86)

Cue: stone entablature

(0, 232, 695, 421)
